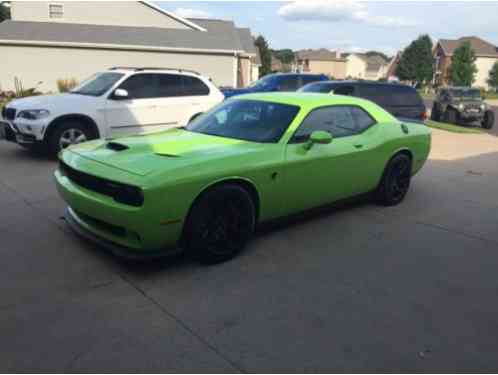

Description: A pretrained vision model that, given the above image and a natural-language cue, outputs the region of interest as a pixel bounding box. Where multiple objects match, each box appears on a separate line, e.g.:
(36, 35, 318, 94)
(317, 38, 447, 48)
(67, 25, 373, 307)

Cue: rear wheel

(376, 153, 412, 206)
(482, 110, 495, 129)
(47, 120, 95, 156)
(183, 184, 256, 264)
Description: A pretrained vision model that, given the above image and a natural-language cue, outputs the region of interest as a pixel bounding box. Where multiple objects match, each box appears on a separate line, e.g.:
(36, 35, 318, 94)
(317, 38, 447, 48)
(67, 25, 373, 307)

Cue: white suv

(0, 67, 224, 155)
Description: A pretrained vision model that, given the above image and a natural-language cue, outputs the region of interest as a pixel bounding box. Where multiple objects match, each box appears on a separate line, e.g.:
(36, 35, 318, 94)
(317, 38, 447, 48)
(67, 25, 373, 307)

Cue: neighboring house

(271, 55, 284, 73)
(250, 47, 261, 81)
(433, 36, 498, 89)
(345, 53, 389, 80)
(0, 1, 258, 91)
(294, 49, 346, 79)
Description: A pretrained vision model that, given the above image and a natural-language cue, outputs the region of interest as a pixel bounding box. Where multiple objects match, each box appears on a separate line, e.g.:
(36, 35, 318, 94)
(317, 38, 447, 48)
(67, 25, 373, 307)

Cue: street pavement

(1, 129, 498, 372)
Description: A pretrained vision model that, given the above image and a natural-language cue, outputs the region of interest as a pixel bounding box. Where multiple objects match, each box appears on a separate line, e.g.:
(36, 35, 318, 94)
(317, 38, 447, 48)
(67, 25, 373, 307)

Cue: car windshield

(185, 99, 300, 143)
(70, 72, 124, 96)
(450, 88, 481, 99)
(248, 75, 275, 89)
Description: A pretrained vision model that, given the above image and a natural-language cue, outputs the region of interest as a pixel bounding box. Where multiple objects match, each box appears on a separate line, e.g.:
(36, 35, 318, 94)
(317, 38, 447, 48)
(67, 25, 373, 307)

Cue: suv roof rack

(109, 67, 200, 75)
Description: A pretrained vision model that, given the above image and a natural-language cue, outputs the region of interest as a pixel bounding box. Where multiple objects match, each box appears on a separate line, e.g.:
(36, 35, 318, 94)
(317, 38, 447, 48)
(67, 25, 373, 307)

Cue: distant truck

(221, 73, 328, 99)
(431, 87, 494, 129)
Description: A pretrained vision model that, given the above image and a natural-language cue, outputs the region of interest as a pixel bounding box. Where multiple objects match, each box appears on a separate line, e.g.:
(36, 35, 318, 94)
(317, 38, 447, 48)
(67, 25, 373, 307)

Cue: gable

(10, 1, 204, 30)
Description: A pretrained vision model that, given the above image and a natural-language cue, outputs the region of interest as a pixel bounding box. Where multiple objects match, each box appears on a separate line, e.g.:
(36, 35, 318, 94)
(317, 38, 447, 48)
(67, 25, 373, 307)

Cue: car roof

(234, 92, 376, 107)
(309, 80, 415, 89)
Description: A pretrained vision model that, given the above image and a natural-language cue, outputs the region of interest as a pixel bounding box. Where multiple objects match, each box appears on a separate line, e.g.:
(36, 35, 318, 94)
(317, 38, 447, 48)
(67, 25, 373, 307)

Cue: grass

(426, 120, 485, 134)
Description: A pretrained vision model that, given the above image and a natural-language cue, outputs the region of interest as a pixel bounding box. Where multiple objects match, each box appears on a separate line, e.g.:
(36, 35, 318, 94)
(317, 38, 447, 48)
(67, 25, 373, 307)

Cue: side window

(351, 107, 376, 132)
(291, 106, 357, 143)
(358, 85, 389, 107)
(118, 74, 159, 99)
(277, 76, 298, 91)
(182, 76, 210, 96)
(390, 86, 423, 106)
(299, 75, 319, 88)
(334, 85, 355, 96)
(157, 74, 183, 97)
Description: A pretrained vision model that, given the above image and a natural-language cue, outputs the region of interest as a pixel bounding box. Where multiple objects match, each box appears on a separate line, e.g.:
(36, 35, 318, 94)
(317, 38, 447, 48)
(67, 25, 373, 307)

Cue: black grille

(465, 103, 481, 111)
(2, 107, 16, 121)
(59, 161, 143, 207)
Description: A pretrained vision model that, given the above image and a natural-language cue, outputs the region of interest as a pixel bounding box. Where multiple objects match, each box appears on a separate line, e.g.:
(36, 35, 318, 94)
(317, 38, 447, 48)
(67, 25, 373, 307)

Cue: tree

(487, 61, 498, 91)
(0, 2, 11, 23)
(271, 49, 295, 65)
(449, 41, 477, 86)
(254, 35, 271, 77)
(395, 34, 433, 85)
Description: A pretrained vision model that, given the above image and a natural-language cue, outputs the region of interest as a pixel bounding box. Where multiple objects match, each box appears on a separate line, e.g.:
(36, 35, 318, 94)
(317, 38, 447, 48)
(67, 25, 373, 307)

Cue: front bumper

(459, 110, 484, 121)
(0, 120, 41, 145)
(55, 165, 184, 256)
(64, 207, 180, 260)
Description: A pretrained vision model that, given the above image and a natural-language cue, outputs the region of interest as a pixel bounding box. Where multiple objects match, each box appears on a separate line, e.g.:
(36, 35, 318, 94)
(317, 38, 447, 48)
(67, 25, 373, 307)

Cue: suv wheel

(48, 120, 95, 155)
(482, 110, 495, 129)
(183, 184, 256, 264)
(444, 108, 458, 124)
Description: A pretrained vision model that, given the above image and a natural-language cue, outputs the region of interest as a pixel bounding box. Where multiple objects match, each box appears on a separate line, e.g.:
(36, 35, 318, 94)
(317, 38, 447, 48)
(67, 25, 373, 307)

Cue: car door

(282, 105, 379, 214)
(105, 73, 165, 137)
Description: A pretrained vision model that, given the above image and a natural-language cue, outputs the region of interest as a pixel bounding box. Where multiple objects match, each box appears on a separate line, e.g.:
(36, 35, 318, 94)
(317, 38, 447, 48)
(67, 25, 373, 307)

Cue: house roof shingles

(438, 36, 498, 57)
(296, 48, 345, 61)
(0, 18, 256, 55)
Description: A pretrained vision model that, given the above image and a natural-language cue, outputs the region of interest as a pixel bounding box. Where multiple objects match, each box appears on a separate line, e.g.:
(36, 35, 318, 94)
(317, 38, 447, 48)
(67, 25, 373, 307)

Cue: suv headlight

(17, 109, 50, 120)
(458, 103, 464, 111)
(480, 103, 486, 111)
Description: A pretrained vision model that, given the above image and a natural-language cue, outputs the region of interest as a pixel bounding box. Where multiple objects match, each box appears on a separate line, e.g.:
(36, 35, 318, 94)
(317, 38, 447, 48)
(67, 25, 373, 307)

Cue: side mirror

(303, 130, 332, 150)
(112, 88, 129, 100)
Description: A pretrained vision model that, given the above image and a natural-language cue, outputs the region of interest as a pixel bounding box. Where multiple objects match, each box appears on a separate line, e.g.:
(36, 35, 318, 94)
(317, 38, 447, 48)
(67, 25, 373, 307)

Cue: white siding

(10, 1, 192, 29)
(346, 54, 366, 79)
(0, 44, 235, 92)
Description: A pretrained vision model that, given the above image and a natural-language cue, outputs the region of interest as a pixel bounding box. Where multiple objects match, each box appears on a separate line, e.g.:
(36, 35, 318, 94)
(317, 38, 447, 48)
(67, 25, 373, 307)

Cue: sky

(156, 1, 498, 57)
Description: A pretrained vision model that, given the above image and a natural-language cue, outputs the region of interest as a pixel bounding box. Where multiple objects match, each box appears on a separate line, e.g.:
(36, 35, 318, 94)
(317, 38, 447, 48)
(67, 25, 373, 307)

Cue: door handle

(354, 144, 363, 149)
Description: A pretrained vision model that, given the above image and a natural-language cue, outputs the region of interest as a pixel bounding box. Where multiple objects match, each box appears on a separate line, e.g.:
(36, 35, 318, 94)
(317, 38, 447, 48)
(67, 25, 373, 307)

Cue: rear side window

(182, 75, 210, 96)
(359, 85, 422, 107)
(300, 75, 322, 88)
(390, 86, 423, 106)
(334, 85, 355, 96)
(291, 105, 375, 143)
(157, 74, 184, 97)
(358, 85, 390, 106)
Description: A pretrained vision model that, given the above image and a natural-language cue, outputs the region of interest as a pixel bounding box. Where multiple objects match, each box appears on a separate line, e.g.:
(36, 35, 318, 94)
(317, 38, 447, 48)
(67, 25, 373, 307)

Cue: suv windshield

(450, 88, 481, 100)
(248, 75, 275, 90)
(185, 99, 300, 143)
(71, 72, 124, 96)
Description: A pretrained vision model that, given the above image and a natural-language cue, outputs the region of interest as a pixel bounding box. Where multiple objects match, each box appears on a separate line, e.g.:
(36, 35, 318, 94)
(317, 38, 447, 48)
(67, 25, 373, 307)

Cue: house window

(49, 4, 64, 19)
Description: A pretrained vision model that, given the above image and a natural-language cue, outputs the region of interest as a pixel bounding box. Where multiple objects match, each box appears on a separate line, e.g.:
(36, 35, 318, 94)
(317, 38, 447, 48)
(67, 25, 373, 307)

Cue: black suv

(299, 81, 427, 121)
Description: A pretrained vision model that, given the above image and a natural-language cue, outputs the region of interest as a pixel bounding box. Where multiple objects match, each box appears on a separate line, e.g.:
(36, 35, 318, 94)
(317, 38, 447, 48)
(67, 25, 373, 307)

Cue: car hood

(7, 93, 98, 111)
(67, 128, 264, 177)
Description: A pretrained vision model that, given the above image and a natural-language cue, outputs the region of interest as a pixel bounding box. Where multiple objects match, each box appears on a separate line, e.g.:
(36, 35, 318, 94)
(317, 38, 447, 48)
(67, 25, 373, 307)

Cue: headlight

(480, 104, 486, 111)
(17, 109, 50, 120)
(458, 103, 464, 111)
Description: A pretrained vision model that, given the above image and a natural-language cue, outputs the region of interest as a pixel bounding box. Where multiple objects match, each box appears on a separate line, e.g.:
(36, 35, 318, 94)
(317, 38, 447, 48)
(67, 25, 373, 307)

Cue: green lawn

(426, 120, 485, 134)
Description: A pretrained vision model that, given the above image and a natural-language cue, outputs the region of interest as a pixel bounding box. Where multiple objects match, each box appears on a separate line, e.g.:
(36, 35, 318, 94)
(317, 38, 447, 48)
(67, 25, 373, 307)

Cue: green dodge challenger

(55, 93, 431, 263)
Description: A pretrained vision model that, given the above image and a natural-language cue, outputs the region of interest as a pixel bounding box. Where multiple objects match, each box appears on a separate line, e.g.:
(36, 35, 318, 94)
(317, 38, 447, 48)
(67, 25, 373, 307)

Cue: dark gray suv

(431, 87, 494, 129)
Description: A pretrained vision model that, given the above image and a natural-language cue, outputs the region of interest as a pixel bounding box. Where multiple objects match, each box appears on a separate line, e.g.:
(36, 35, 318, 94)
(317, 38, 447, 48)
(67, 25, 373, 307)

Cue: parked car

(299, 81, 427, 122)
(431, 87, 494, 129)
(221, 73, 328, 99)
(0, 67, 223, 155)
(55, 93, 431, 263)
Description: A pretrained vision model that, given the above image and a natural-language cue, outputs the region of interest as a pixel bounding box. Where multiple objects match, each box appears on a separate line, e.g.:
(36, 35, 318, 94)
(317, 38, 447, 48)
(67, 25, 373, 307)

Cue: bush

(57, 78, 78, 93)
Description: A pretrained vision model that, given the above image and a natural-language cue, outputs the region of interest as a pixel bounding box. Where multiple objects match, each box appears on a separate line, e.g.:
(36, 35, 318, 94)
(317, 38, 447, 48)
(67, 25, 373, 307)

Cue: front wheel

(443, 108, 458, 124)
(376, 153, 412, 206)
(482, 110, 495, 129)
(431, 103, 440, 121)
(47, 120, 95, 156)
(183, 184, 256, 264)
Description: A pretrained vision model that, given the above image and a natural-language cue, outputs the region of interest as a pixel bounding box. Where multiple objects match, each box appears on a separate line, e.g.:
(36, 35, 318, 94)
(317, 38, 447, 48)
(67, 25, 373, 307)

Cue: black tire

(482, 110, 495, 129)
(431, 103, 440, 121)
(443, 108, 458, 124)
(183, 184, 256, 264)
(376, 153, 412, 206)
(47, 120, 95, 156)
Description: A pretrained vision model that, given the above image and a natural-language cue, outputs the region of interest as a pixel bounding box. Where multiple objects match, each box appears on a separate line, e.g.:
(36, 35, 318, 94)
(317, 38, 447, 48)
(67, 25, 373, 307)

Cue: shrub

(57, 78, 78, 93)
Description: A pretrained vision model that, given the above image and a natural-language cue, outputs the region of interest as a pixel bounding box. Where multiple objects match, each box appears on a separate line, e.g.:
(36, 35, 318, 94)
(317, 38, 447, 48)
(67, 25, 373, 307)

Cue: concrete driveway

(1, 129, 498, 372)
